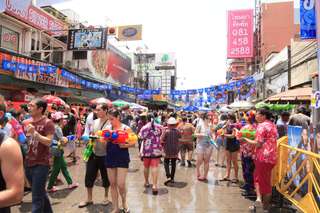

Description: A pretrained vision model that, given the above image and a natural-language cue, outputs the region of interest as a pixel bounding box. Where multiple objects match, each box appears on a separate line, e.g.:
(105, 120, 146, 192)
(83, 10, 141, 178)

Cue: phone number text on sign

(227, 9, 253, 59)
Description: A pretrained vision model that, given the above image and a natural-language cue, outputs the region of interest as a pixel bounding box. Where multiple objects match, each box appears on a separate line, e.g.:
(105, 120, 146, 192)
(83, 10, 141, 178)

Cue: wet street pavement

(12, 147, 252, 213)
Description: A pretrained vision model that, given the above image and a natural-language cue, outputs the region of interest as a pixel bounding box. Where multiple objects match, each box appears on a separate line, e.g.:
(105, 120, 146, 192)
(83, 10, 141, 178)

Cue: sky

(53, 0, 294, 90)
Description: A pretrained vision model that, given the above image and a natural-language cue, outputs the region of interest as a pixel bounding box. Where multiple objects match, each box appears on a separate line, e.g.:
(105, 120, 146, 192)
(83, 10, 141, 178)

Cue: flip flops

(78, 201, 93, 208)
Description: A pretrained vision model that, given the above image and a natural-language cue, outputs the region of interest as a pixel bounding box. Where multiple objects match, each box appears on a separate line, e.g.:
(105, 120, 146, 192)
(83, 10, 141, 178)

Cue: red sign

(4, 0, 65, 36)
(227, 9, 253, 59)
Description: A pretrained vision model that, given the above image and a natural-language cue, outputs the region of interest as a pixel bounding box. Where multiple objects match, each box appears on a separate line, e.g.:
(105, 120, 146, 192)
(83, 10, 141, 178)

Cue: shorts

(85, 154, 110, 188)
(254, 160, 275, 195)
(196, 143, 213, 154)
(216, 137, 226, 149)
(226, 140, 240, 153)
(143, 158, 160, 168)
(180, 143, 194, 152)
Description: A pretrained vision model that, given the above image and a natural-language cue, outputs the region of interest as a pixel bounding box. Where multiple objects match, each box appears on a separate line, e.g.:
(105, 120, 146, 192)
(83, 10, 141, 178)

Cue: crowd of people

(0, 94, 314, 213)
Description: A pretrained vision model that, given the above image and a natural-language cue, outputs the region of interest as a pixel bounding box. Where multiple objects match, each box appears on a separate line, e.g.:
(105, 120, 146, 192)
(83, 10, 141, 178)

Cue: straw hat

(167, 117, 178, 125)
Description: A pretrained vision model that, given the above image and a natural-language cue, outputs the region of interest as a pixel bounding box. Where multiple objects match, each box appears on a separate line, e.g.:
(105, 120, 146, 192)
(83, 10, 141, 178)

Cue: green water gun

(237, 129, 256, 140)
(83, 141, 93, 162)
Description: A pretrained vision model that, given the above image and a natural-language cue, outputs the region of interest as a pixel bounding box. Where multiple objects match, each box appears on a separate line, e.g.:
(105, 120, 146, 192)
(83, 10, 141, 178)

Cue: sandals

(197, 177, 207, 181)
(78, 201, 93, 208)
(231, 179, 239, 184)
(121, 207, 130, 213)
(219, 177, 230, 181)
(144, 183, 151, 188)
(102, 199, 112, 206)
(152, 188, 158, 195)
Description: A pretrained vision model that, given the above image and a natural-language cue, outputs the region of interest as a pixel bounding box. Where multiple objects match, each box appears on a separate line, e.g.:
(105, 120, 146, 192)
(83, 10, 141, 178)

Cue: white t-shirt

(83, 112, 94, 137)
(92, 118, 110, 157)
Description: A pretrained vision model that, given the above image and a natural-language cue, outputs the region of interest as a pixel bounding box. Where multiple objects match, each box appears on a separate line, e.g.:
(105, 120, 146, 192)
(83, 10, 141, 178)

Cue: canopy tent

(229, 101, 254, 110)
(266, 87, 311, 103)
(89, 97, 112, 106)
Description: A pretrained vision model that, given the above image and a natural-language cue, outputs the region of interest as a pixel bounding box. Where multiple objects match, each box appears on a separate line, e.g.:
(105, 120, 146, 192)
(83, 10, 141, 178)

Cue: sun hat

(51, 111, 65, 121)
(167, 117, 178, 125)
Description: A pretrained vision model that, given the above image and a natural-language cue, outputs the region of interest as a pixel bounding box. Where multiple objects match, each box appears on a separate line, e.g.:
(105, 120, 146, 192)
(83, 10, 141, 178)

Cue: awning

(266, 87, 312, 103)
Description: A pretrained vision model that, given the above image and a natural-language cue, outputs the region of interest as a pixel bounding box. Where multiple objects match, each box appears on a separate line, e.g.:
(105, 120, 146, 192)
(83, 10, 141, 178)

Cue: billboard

(227, 9, 254, 59)
(87, 44, 132, 84)
(3, 0, 66, 36)
(155, 53, 175, 70)
(67, 28, 106, 50)
(117, 25, 142, 41)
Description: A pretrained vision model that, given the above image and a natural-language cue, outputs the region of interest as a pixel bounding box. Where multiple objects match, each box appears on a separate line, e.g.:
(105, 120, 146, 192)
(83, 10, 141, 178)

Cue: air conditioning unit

(65, 60, 77, 69)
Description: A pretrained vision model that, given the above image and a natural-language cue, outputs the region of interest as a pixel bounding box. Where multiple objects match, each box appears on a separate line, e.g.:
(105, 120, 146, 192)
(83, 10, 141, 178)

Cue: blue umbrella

(198, 107, 212, 112)
(183, 105, 199, 112)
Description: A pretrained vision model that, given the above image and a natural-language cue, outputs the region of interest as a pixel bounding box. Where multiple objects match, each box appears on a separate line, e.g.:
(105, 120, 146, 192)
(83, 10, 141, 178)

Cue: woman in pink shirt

(243, 108, 277, 212)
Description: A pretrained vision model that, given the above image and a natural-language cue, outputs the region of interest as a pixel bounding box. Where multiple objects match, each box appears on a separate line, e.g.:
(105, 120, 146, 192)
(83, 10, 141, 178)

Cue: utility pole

(287, 45, 291, 88)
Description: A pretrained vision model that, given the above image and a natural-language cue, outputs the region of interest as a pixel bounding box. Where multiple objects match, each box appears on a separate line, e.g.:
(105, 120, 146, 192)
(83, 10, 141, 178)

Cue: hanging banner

(300, 0, 316, 39)
(227, 9, 254, 58)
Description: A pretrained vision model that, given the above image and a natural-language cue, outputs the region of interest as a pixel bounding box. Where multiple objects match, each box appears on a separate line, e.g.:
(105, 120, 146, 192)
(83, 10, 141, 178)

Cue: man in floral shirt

(243, 108, 277, 212)
(139, 114, 163, 194)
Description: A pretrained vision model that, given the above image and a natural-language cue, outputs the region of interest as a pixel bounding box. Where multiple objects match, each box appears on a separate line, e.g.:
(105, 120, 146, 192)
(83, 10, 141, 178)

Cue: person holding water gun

(47, 112, 78, 193)
(235, 111, 257, 198)
(79, 103, 110, 208)
(105, 109, 136, 213)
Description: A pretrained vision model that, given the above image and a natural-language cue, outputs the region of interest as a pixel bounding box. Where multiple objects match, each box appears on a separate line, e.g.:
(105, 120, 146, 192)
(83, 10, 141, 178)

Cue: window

(0, 26, 19, 52)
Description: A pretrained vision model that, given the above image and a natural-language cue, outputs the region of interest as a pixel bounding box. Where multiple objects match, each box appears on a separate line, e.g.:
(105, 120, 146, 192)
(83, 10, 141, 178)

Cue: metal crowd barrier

(273, 136, 320, 213)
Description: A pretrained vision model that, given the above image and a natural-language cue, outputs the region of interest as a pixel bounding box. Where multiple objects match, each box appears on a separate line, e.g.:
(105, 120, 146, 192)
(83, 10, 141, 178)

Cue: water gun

(5, 113, 26, 144)
(98, 129, 138, 145)
(217, 129, 224, 136)
(67, 135, 76, 142)
(237, 129, 256, 140)
(83, 142, 93, 162)
(127, 132, 138, 145)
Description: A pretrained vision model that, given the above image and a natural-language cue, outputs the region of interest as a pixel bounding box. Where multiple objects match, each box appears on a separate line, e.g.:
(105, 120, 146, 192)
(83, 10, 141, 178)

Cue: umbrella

(219, 106, 234, 113)
(229, 101, 254, 110)
(129, 103, 148, 111)
(89, 97, 112, 106)
(42, 95, 66, 106)
(183, 105, 199, 112)
(112, 99, 130, 107)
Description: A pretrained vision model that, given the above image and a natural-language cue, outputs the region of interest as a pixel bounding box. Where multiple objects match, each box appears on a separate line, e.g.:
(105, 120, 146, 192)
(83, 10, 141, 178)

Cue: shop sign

(1, 26, 19, 52)
(311, 91, 320, 109)
(117, 25, 142, 41)
(4, 0, 66, 36)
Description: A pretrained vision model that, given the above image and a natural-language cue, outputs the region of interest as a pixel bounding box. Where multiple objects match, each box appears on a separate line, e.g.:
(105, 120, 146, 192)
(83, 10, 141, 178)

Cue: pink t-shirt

(255, 120, 278, 165)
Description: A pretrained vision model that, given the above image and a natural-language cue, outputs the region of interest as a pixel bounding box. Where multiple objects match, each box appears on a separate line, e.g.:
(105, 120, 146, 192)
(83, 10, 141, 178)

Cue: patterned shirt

(139, 122, 163, 158)
(240, 124, 257, 158)
(255, 120, 278, 164)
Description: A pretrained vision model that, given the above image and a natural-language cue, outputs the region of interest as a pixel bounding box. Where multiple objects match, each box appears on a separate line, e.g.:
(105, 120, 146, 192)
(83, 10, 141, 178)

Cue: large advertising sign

(67, 28, 106, 50)
(155, 53, 175, 70)
(117, 25, 142, 41)
(227, 9, 254, 59)
(300, 0, 316, 39)
(87, 44, 132, 84)
(3, 0, 66, 36)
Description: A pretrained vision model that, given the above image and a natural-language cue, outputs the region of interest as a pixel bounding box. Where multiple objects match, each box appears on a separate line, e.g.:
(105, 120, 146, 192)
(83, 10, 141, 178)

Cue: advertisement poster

(227, 9, 254, 58)
(287, 125, 307, 192)
(67, 28, 106, 50)
(300, 0, 316, 39)
(87, 44, 132, 84)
